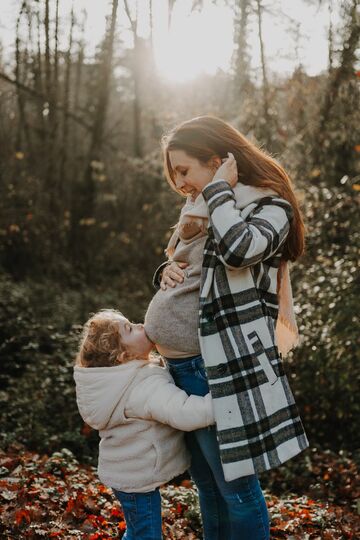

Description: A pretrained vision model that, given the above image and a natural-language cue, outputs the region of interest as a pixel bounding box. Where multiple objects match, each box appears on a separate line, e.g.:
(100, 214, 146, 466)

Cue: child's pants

(112, 487, 162, 540)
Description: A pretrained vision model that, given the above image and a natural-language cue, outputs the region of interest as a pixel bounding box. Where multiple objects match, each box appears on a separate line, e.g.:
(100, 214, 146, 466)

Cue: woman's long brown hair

(161, 115, 305, 262)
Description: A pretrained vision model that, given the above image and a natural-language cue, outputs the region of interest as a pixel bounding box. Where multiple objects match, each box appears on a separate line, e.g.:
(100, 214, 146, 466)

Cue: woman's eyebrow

(174, 165, 187, 171)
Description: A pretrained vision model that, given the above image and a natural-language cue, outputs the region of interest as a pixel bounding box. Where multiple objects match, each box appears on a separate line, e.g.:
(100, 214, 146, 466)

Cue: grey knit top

(144, 231, 207, 356)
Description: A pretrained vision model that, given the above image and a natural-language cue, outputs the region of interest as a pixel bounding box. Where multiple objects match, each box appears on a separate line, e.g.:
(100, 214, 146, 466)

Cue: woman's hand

(160, 261, 189, 290)
(212, 152, 238, 188)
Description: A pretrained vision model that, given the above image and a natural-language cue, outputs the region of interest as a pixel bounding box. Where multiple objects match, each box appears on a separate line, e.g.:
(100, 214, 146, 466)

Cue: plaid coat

(199, 180, 309, 481)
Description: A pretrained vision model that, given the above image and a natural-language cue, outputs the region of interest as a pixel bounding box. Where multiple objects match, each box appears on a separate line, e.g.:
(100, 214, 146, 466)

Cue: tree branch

(0, 71, 93, 131)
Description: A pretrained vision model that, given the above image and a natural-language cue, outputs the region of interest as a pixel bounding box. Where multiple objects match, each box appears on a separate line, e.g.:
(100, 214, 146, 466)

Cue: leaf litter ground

(0, 445, 359, 539)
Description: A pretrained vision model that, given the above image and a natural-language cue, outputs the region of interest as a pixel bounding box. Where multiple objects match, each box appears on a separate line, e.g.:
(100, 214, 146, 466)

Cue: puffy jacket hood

(73, 360, 148, 430)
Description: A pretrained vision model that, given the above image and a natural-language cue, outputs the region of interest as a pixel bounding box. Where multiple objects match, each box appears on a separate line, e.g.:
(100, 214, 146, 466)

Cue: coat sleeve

(125, 372, 215, 431)
(201, 180, 294, 270)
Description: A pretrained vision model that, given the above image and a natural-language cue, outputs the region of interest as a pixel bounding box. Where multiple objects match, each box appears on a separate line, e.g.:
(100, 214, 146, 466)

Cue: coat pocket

(247, 330, 279, 386)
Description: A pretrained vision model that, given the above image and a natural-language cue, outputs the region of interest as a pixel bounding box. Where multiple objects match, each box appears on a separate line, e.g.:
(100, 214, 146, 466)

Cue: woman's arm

(202, 179, 293, 270)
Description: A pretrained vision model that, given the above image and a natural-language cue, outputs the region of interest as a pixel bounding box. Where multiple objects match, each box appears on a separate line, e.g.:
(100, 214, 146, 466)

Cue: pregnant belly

(144, 283, 201, 352)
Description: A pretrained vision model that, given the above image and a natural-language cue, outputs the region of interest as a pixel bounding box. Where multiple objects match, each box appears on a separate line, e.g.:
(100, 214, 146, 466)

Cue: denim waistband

(164, 354, 202, 366)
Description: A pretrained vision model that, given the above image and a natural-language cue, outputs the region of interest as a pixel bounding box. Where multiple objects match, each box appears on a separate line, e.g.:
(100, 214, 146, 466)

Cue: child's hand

(180, 221, 201, 239)
(212, 152, 238, 188)
(179, 217, 205, 240)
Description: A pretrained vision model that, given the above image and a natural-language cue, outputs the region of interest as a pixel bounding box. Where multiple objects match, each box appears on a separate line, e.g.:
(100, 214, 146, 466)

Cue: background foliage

(0, 0, 359, 465)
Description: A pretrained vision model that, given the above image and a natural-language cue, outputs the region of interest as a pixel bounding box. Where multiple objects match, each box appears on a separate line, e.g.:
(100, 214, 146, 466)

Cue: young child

(73, 308, 214, 540)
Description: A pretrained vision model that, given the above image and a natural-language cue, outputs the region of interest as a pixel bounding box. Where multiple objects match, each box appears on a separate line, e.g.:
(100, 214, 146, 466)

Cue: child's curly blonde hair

(75, 309, 126, 368)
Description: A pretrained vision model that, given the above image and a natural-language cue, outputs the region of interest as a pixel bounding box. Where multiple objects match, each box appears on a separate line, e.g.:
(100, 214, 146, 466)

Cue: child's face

(117, 315, 153, 360)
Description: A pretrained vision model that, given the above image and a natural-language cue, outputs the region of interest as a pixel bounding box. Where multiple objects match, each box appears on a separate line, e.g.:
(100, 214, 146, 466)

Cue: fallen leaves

(267, 493, 359, 539)
(260, 447, 360, 511)
(0, 445, 359, 539)
(15, 508, 31, 526)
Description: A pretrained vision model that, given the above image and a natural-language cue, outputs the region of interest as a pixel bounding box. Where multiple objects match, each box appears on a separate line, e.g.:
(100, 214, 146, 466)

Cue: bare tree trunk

(74, 11, 86, 114)
(319, 0, 359, 130)
(50, 0, 61, 198)
(15, 1, 33, 156)
(124, 0, 143, 157)
(133, 34, 143, 158)
(44, 0, 51, 111)
(25, 6, 35, 158)
(60, 5, 75, 198)
(35, 6, 43, 93)
(149, 0, 155, 50)
(44, 0, 58, 145)
(313, 0, 360, 182)
(53, 0, 60, 113)
(44, 0, 58, 217)
(15, 1, 25, 154)
(148, 0, 162, 143)
(256, 0, 272, 145)
(233, 0, 251, 97)
(34, 4, 46, 141)
(328, 0, 334, 73)
(88, 0, 119, 162)
(70, 0, 119, 273)
(71, 9, 87, 191)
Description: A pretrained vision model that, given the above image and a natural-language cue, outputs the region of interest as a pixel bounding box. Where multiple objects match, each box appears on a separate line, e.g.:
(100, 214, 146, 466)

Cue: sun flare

(152, 0, 234, 83)
(0, 0, 331, 84)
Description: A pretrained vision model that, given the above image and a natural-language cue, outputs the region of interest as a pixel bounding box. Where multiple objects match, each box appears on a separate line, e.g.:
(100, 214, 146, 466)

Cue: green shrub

(287, 181, 360, 451)
(0, 274, 98, 463)
(0, 181, 358, 460)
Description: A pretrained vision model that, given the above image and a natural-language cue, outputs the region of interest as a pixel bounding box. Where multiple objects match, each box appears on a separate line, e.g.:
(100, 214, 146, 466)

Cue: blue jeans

(112, 488, 162, 540)
(165, 354, 270, 540)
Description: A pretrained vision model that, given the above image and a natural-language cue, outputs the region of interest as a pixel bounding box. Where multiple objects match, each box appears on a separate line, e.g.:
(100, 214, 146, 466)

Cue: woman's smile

(169, 149, 216, 195)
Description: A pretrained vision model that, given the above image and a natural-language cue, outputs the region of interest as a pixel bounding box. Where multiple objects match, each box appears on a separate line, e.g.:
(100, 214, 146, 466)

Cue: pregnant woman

(144, 115, 309, 540)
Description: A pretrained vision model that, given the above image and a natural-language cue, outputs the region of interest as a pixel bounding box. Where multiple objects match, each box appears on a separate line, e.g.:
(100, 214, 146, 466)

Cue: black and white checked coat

(198, 180, 309, 481)
(153, 180, 309, 481)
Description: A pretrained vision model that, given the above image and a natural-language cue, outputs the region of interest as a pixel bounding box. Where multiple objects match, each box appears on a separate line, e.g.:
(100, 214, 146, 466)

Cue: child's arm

(125, 372, 214, 431)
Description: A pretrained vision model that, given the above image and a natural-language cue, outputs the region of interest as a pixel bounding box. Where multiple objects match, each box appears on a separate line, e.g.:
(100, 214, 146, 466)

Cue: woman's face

(168, 149, 219, 198)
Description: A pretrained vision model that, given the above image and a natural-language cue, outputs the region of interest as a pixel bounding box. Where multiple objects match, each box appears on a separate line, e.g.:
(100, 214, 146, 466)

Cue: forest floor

(0, 445, 359, 539)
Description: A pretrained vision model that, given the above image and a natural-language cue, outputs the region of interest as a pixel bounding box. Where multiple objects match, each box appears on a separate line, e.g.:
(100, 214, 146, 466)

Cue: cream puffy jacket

(73, 359, 214, 493)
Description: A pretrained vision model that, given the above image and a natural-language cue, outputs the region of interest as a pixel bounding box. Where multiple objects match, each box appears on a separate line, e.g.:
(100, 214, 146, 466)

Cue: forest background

(0, 0, 359, 536)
